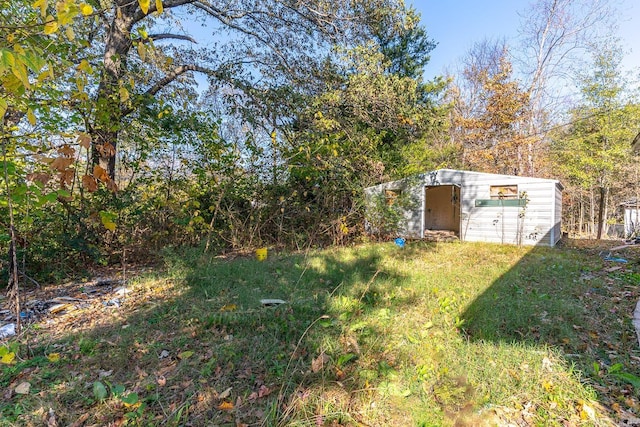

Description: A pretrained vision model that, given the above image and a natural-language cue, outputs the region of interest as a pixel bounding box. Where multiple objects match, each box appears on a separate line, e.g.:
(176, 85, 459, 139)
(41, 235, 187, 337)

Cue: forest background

(2, 0, 640, 287)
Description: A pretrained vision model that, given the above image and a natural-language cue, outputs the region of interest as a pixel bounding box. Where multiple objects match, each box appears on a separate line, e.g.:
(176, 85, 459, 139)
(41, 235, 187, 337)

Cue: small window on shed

(385, 189, 402, 206)
(490, 185, 518, 200)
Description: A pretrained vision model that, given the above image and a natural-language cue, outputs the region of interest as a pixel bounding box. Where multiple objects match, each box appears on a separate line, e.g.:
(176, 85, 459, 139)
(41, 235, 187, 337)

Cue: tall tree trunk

(91, 5, 134, 181)
(578, 196, 584, 235)
(596, 186, 607, 240)
(590, 189, 595, 238)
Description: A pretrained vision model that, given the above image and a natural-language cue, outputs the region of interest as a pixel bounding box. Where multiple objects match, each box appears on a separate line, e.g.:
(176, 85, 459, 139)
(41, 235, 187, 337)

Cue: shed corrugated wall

(453, 172, 555, 246)
(365, 169, 562, 247)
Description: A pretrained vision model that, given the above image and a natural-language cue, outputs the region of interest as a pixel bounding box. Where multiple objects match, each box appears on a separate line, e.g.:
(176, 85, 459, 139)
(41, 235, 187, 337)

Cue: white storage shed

(364, 169, 563, 246)
(621, 199, 640, 238)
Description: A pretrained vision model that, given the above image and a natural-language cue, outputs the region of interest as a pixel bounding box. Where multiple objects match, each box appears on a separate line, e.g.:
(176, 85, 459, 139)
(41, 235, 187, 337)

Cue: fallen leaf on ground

(15, 382, 31, 394)
(258, 384, 272, 398)
(68, 413, 90, 427)
(219, 387, 232, 399)
(178, 350, 194, 360)
(217, 401, 234, 411)
(98, 369, 112, 378)
(312, 352, 330, 373)
(157, 375, 166, 387)
(135, 366, 148, 378)
(1, 351, 15, 364)
(47, 353, 60, 362)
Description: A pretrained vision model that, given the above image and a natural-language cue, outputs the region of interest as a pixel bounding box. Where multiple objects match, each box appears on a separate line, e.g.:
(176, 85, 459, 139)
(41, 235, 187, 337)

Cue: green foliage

(550, 41, 640, 237)
(4, 242, 637, 424)
(364, 189, 417, 239)
(0, 0, 449, 280)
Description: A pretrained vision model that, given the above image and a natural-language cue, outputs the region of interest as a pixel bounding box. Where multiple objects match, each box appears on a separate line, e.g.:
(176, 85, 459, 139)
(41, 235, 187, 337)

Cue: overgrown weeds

(1, 241, 639, 425)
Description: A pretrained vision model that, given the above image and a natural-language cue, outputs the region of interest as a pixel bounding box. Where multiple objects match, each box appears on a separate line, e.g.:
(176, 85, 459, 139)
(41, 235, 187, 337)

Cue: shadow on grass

(6, 239, 639, 426)
(460, 238, 640, 423)
(1, 244, 418, 426)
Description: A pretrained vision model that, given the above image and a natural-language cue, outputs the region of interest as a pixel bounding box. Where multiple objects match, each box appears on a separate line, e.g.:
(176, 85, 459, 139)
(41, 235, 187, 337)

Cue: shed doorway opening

(424, 185, 460, 237)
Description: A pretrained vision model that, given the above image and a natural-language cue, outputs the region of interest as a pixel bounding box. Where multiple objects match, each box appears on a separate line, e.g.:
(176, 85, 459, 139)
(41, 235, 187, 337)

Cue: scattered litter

(103, 298, 121, 308)
(95, 278, 125, 287)
(48, 303, 73, 314)
(45, 408, 57, 427)
(0, 323, 16, 339)
(260, 299, 286, 306)
(159, 350, 170, 359)
(599, 251, 628, 263)
(255, 247, 268, 261)
(626, 236, 640, 245)
(51, 296, 82, 302)
(18, 311, 36, 324)
(394, 237, 406, 248)
(113, 287, 130, 296)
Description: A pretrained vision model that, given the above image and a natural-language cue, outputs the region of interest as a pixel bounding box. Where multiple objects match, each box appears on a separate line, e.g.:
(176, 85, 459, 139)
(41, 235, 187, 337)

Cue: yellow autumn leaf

(77, 59, 92, 74)
(43, 17, 58, 34)
(0, 351, 15, 364)
(47, 353, 60, 362)
(32, 0, 47, 17)
(99, 210, 117, 231)
(0, 99, 7, 119)
(119, 86, 129, 102)
(13, 44, 25, 56)
(55, 0, 78, 25)
(27, 108, 36, 125)
(0, 50, 15, 70)
(217, 401, 234, 411)
(80, 3, 93, 15)
(155, 0, 163, 13)
(124, 400, 141, 409)
(138, 0, 150, 14)
(137, 42, 146, 62)
(178, 350, 194, 359)
(12, 62, 30, 89)
(65, 26, 75, 41)
(220, 304, 237, 312)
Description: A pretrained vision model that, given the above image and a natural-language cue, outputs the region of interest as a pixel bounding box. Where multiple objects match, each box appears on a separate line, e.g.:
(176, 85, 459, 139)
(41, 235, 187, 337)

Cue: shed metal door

(424, 185, 460, 232)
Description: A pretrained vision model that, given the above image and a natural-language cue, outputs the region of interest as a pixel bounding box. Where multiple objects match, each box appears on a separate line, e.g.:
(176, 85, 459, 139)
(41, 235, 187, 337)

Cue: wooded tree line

(1, 0, 639, 284)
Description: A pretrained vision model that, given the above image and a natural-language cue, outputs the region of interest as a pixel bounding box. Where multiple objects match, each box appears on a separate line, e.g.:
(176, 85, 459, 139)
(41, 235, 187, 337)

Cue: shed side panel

(459, 177, 555, 246)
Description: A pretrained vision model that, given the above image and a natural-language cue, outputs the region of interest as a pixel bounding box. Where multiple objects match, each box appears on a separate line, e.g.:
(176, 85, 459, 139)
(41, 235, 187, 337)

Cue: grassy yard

(1, 240, 640, 426)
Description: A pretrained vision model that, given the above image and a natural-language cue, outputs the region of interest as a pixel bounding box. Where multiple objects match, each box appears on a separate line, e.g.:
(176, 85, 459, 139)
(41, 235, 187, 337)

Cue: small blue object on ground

(600, 251, 628, 263)
(394, 238, 406, 248)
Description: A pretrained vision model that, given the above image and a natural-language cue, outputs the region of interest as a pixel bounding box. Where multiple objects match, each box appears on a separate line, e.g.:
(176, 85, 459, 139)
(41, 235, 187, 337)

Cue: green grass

(1, 240, 639, 426)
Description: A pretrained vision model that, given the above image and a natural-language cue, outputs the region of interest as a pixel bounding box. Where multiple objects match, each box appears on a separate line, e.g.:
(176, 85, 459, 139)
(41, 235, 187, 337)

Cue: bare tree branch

(147, 33, 198, 43)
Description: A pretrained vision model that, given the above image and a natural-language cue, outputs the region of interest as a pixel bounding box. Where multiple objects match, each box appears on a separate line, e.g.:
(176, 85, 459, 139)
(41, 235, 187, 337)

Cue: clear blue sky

(413, 0, 640, 79)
